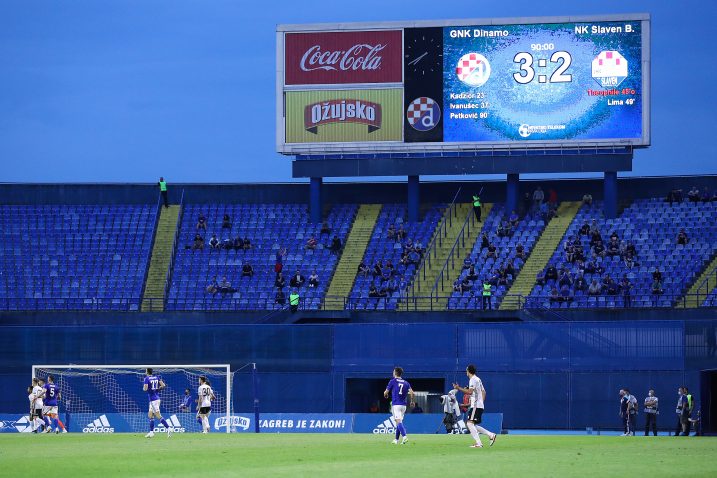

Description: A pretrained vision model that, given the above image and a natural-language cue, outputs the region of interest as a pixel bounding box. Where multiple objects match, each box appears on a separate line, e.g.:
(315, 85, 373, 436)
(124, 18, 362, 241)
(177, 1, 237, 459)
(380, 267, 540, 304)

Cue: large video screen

(277, 16, 650, 153)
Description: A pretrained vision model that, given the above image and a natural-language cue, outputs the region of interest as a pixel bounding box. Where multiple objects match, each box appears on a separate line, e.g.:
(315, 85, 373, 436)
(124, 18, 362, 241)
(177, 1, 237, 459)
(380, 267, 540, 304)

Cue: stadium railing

(409, 187, 461, 297)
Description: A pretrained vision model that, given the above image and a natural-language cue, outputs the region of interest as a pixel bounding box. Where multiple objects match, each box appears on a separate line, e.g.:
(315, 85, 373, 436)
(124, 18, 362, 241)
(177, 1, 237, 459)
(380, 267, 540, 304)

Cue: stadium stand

(165, 203, 357, 311)
(348, 204, 444, 310)
(526, 199, 717, 308)
(0, 204, 156, 311)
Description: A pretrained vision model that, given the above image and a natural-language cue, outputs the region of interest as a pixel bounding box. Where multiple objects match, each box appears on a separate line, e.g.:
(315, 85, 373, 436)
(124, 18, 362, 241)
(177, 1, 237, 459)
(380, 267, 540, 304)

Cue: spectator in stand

(625, 241, 637, 257)
(241, 262, 254, 278)
(290, 269, 305, 288)
(667, 188, 683, 205)
(547, 189, 558, 211)
(545, 264, 558, 282)
(414, 240, 424, 255)
(539, 202, 555, 221)
(582, 193, 593, 207)
(688, 186, 700, 202)
(308, 270, 319, 288)
(564, 241, 575, 263)
(652, 268, 663, 282)
(509, 210, 519, 228)
(407, 249, 421, 265)
(460, 277, 473, 293)
(387, 224, 396, 240)
(575, 259, 586, 276)
(328, 235, 342, 254)
(232, 236, 243, 250)
(358, 261, 369, 277)
(274, 272, 286, 289)
(560, 284, 574, 302)
(384, 260, 395, 276)
(242, 237, 252, 250)
(404, 238, 415, 253)
(275, 289, 286, 306)
(497, 221, 507, 238)
(579, 221, 591, 236)
(486, 242, 497, 260)
(573, 241, 585, 262)
(217, 277, 236, 294)
(588, 279, 602, 296)
(488, 269, 500, 286)
(533, 186, 545, 209)
(505, 259, 516, 278)
(274, 247, 286, 274)
(205, 276, 218, 295)
(515, 243, 526, 261)
(221, 214, 232, 229)
(590, 229, 602, 249)
(480, 233, 490, 250)
(558, 270, 573, 289)
(462, 254, 473, 270)
(549, 287, 561, 303)
(702, 187, 711, 203)
(466, 266, 478, 282)
(453, 279, 462, 293)
(593, 240, 606, 258)
(208, 234, 220, 250)
(607, 237, 621, 257)
(677, 229, 689, 245)
(368, 284, 380, 298)
(651, 278, 664, 295)
(603, 275, 618, 295)
(192, 234, 205, 251)
(396, 225, 407, 241)
(221, 237, 232, 250)
(574, 273, 587, 292)
(385, 277, 398, 293)
(624, 255, 639, 270)
(373, 261, 383, 277)
(320, 222, 331, 236)
(620, 276, 632, 308)
(522, 193, 532, 217)
(196, 213, 207, 231)
(305, 236, 318, 250)
(497, 268, 509, 287)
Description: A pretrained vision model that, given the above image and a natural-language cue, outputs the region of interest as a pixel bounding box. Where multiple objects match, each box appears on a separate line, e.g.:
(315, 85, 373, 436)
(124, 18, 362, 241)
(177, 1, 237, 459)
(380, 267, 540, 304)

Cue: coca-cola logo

(300, 44, 386, 72)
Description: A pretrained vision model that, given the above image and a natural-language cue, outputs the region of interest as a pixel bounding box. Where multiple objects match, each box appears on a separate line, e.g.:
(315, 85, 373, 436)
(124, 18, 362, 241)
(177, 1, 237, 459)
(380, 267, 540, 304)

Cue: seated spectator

(328, 235, 342, 254)
(192, 234, 205, 250)
(387, 224, 396, 240)
(549, 287, 561, 303)
(545, 264, 558, 281)
(575, 259, 586, 276)
(373, 261, 383, 277)
(308, 270, 319, 288)
(573, 242, 585, 262)
(497, 268, 509, 287)
(579, 221, 591, 236)
(504, 260, 516, 278)
(625, 242, 637, 257)
(588, 279, 602, 296)
(540, 201, 556, 221)
(381, 267, 391, 282)
(275, 289, 286, 306)
(305, 236, 318, 250)
(574, 273, 587, 292)
(404, 238, 415, 252)
(486, 243, 497, 260)
(688, 186, 700, 202)
(232, 236, 243, 250)
(368, 284, 380, 298)
(221, 237, 233, 250)
(651, 279, 664, 295)
(564, 243, 575, 263)
(466, 266, 478, 282)
(677, 229, 689, 245)
(508, 210, 519, 228)
(592, 240, 605, 257)
(385, 277, 398, 293)
(515, 243, 526, 260)
(242, 237, 252, 250)
(487, 270, 500, 287)
(558, 270, 573, 289)
(667, 188, 683, 205)
(399, 251, 409, 266)
(480, 233, 489, 250)
(609, 231, 619, 241)
(384, 260, 395, 275)
(620, 276, 632, 307)
(460, 277, 473, 293)
(497, 221, 508, 238)
(606, 238, 620, 257)
(603, 275, 618, 295)
(407, 250, 421, 265)
(703, 187, 712, 203)
(358, 261, 369, 277)
(414, 240, 424, 255)
(274, 247, 286, 274)
(209, 234, 220, 250)
(453, 279, 462, 292)
(462, 254, 473, 270)
(217, 277, 236, 294)
(395, 225, 407, 241)
(589, 229, 602, 248)
(205, 276, 218, 295)
(533, 186, 544, 208)
(221, 214, 232, 229)
(560, 284, 574, 302)
(289, 269, 305, 288)
(624, 255, 639, 270)
(590, 219, 600, 236)
(582, 193, 593, 207)
(320, 222, 331, 236)
(196, 213, 207, 231)
(536, 269, 546, 286)
(241, 262, 254, 278)
(652, 269, 663, 282)
(377, 287, 388, 298)
(274, 272, 285, 289)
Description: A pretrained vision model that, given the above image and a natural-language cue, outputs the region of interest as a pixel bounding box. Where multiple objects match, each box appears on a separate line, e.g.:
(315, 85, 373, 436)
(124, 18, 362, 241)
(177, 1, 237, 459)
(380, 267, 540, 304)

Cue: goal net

(32, 364, 233, 434)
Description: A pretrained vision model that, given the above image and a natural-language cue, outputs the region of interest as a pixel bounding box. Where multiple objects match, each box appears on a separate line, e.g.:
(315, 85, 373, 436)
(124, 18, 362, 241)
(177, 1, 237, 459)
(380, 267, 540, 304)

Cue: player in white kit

(453, 364, 497, 448)
(197, 375, 215, 434)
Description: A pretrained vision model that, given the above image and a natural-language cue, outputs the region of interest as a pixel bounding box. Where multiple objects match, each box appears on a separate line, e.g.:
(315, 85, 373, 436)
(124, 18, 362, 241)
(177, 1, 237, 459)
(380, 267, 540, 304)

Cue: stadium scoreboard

(277, 15, 650, 155)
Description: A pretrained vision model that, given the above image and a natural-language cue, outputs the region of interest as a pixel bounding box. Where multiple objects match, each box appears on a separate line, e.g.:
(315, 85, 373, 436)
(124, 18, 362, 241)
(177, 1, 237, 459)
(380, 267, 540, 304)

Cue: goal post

(31, 364, 234, 433)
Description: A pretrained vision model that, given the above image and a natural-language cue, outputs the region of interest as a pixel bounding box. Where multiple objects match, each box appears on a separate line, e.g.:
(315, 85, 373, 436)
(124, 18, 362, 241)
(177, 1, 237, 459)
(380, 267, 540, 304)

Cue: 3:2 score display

(513, 51, 573, 84)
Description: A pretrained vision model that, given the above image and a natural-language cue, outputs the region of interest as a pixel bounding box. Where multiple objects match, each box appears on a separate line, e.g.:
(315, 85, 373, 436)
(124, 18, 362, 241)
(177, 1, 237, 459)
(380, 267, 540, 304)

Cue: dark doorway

(700, 370, 717, 434)
(345, 378, 445, 414)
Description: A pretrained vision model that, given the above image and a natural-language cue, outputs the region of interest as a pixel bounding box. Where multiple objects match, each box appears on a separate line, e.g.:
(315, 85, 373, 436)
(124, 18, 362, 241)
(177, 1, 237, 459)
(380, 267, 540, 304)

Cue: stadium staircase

(680, 262, 717, 308)
(499, 201, 582, 310)
(141, 205, 181, 311)
(412, 203, 492, 310)
(323, 204, 381, 310)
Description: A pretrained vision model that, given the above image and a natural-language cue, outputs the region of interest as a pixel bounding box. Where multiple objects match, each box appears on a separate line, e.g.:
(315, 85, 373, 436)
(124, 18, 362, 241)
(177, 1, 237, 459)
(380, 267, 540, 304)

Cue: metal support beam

(604, 171, 618, 219)
(408, 175, 420, 223)
(507, 173, 520, 215)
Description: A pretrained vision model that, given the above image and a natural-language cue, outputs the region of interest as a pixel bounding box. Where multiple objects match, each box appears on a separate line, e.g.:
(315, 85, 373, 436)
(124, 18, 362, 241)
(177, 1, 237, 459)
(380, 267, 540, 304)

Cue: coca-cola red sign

(285, 30, 402, 85)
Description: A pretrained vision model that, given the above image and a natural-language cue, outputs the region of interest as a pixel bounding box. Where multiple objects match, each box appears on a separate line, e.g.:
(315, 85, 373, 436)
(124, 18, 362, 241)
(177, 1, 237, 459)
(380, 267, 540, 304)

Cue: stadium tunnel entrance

(345, 378, 445, 414)
(700, 370, 717, 434)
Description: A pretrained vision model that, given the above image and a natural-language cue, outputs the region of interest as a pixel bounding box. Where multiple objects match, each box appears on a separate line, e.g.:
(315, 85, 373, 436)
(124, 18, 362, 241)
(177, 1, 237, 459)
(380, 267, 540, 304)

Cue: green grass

(1, 433, 716, 477)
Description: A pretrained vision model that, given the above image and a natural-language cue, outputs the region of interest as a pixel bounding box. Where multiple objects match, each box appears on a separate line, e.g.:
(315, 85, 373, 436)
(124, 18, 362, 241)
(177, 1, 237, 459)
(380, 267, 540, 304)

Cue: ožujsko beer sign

(304, 99, 382, 134)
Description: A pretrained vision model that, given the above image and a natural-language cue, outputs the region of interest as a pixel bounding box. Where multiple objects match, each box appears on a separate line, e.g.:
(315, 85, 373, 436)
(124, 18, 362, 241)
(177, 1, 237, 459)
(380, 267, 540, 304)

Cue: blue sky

(1, 0, 715, 183)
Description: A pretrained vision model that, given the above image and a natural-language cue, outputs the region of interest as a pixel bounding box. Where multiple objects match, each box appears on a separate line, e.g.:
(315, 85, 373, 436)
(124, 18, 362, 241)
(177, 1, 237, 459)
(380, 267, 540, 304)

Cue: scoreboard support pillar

(604, 171, 618, 219)
(507, 173, 520, 214)
(408, 175, 420, 222)
(310, 177, 323, 223)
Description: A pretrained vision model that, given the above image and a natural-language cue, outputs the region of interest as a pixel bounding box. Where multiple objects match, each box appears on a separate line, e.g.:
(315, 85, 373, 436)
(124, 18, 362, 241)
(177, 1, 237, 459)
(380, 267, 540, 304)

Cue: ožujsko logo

(406, 97, 440, 131)
(592, 50, 628, 88)
(300, 44, 386, 72)
(304, 99, 382, 134)
(83, 414, 114, 433)
(214, 415, 251, 431)
(456, 53, 491, 87)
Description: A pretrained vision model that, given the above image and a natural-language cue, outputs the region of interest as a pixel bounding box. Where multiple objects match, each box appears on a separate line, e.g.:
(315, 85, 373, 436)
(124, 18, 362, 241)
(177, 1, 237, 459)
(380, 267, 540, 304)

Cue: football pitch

(1, 433, 716, 477)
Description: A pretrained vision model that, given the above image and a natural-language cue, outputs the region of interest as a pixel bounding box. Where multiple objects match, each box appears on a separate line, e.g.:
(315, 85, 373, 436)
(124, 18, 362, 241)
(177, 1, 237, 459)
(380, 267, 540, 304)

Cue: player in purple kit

(384, 366, 415, 445)
(142, 368, 173, 438)
(43, 375, 63, 434)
